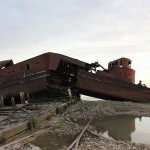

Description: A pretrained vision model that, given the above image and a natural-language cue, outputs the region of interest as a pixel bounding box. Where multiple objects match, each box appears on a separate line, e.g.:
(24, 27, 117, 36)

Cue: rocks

(0, 102, 62, 132)
(47, 117, 82, 136)
(1, 141, 41, 150)
(1, 99, 150, 149)
(60, 100, 150, 150)
(78, 137, 150, 150)
(62, 100, 150, 119)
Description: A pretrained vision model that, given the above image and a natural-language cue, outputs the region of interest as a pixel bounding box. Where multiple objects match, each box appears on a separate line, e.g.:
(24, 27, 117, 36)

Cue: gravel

(62, 100, 150, 119)
(1, 100, 150, 149)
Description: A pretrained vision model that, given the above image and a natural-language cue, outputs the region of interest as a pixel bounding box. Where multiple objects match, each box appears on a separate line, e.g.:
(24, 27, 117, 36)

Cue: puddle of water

(132, 117, 150, 144)
(30, 133, 75, 150)
(76, 115, 150, 144)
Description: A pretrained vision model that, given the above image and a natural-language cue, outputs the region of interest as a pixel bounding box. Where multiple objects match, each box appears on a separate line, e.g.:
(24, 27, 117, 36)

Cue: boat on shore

(0, 52, 150, 103)
(76, 58, 150, 102)
(0, 52, 89, 103)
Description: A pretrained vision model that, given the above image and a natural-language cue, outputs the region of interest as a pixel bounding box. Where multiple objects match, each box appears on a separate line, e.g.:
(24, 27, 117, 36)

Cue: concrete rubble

(0, 102, 61, 131)
(62, 100, 150, 118)
(78, 137, 150, 150)
(1, 141, 41, 150)
(1, 99, 150, 149)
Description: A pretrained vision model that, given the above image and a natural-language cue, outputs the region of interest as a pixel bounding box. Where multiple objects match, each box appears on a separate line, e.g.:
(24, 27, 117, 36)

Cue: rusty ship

(76, 57, 150, 102)
(0, 52, 90, 103)
(0, 52, 150, 103)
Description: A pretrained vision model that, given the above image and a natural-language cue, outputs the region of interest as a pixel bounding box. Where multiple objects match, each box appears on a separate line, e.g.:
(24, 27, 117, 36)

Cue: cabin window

(120, 59, 122, 65)
(26, 64, 30, 70)
(115, 61, 118, 65)
(128, 61, 131, 67)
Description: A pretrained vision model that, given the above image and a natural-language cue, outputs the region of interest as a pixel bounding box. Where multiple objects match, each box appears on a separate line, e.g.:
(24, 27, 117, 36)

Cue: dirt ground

(1, 100, 150, 150)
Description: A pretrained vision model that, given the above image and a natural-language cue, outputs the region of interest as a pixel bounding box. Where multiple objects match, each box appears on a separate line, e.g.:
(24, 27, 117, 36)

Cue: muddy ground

(1, 100, 150, 150)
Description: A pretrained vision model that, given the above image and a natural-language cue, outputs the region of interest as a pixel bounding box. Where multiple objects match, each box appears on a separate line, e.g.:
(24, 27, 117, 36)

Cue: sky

(0, 0, 150, 85)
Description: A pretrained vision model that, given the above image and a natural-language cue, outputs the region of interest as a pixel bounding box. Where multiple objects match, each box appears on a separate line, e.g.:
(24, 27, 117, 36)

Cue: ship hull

(76, 70, 150, 102)
(0, 71, 62, 99)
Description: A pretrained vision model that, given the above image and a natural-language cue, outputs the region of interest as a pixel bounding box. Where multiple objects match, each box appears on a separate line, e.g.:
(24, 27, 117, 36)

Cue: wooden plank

(0, 100, 73, 143)
(1, 122, 28, 142)
(67, 119, 92, 150)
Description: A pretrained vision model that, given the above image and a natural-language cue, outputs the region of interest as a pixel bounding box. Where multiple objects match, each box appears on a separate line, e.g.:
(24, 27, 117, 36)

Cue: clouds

(0, 0, 149, 52)
(0, 0, 86, 52)
(1, 0, 150, 47)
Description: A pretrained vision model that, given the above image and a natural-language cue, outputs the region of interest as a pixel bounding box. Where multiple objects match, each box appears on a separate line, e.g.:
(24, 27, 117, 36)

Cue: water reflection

(76, 116, 150, 144)
(132, 117, 150, 144)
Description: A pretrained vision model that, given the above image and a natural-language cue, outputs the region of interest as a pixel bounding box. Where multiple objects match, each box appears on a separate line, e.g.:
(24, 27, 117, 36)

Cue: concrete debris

(1, 140, 41, 150)
(62, 100, 150, 119)
(78, 137, 150, 150)
(0, 102, 61, 132)
(1, 99, 150, 149)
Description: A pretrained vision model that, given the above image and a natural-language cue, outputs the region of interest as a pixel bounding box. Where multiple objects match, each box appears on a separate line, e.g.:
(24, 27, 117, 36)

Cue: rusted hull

(0, 71, 60, 98)
(76, 70, 150, 102)
(1, 52, 149, 103)
(0, 52, 89, 101)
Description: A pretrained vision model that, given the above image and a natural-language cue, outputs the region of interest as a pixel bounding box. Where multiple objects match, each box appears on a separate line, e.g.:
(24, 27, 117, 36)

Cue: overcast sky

(0, 0, 150, 85)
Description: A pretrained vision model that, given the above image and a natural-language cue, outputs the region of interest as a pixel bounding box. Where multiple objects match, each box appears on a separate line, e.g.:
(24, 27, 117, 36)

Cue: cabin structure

(108, 58, 135, 83)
